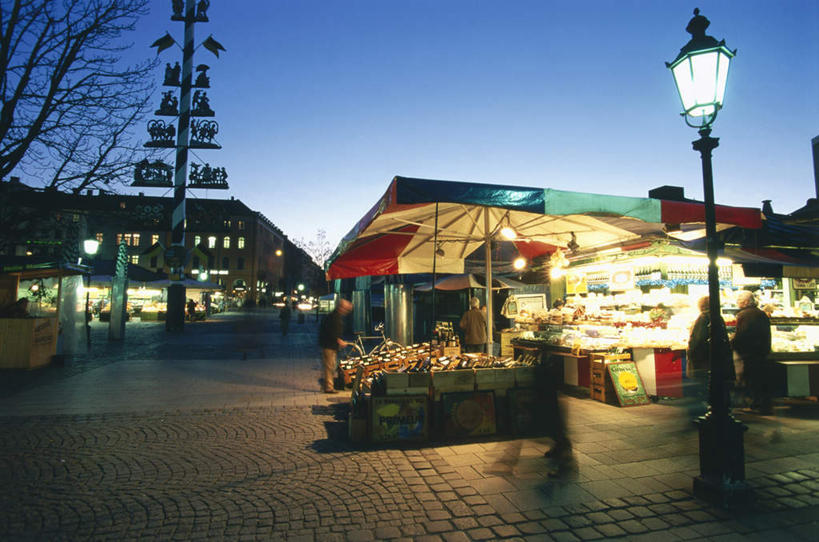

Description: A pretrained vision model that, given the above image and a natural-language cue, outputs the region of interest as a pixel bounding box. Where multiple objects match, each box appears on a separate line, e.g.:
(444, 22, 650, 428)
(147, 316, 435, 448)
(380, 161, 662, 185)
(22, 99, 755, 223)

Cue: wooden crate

(514, 366, 538, 388)
(441, 346, 461, 357)
(590, 352, 631, 404)
(383, 372, 430, 396)
(500, 330, 523, 356)
(431, 369, 475, 399)
(475, 367, 516, 397)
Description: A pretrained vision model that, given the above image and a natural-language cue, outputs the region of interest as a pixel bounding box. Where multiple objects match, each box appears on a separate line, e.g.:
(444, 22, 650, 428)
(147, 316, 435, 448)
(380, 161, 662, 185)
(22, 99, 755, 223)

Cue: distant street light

(275, 249, 283, 256)
(297, 283, 305, 291)
(667, 8, 747, 505)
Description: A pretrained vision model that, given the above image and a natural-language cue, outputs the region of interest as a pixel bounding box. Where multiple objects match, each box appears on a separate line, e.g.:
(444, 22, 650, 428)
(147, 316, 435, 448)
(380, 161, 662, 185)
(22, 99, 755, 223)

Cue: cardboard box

(514, 366, 538, 388)
(432, 369, 475, 399)
(475, 367, 516, 397)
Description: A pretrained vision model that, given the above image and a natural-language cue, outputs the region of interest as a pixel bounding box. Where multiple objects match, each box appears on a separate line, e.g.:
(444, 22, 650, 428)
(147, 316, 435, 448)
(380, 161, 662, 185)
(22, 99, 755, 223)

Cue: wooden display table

(0, 317, 58, 369)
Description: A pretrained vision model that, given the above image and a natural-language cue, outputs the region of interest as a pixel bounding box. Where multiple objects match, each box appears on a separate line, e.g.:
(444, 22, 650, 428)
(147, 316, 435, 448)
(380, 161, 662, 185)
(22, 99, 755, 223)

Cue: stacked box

(475, 367, 516, 397)
(514, 366, 538, 388)
(431, 369, 475, 400)
(383, 372, 431, 396)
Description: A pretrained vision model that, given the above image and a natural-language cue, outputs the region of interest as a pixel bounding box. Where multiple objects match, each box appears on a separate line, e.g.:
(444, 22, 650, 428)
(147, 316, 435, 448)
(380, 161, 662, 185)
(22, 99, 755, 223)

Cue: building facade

(0, 178, 322, 302)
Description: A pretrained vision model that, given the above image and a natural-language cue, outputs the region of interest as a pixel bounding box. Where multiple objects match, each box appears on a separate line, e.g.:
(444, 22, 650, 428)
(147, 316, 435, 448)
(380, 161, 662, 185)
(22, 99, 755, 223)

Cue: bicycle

(336, 322, 403, 387)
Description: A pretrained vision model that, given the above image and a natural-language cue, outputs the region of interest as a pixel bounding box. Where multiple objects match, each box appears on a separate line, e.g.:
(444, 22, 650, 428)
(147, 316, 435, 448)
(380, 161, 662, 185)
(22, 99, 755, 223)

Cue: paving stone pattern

(1, 310, 818, 540)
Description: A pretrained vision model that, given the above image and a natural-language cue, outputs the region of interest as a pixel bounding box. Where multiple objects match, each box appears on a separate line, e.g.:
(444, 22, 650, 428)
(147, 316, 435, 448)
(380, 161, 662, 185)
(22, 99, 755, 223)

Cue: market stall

(0, 258, 89, 369)
(326, 176, 762, 441)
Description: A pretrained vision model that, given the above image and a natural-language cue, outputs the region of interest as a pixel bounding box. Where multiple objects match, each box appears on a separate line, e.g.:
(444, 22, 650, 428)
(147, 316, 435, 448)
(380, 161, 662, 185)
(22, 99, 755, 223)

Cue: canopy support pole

(431, 202, 439, 338)
(484, 208, 494, 354)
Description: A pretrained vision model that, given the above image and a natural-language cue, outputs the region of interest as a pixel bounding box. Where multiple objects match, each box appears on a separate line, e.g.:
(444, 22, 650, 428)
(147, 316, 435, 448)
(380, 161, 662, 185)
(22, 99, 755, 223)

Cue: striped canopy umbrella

(327, 176, 762, 349)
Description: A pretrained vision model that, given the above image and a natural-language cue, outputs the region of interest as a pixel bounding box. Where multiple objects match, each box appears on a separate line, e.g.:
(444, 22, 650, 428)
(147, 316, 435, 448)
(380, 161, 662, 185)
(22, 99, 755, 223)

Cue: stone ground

(1, 309, 818, 541)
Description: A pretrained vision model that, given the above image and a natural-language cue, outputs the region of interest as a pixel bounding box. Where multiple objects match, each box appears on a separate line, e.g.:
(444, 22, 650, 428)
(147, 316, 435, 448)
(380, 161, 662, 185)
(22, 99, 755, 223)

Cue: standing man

(732, 290, 772, 414)
(459, 296, 486, 353)
(279, 301, 291, 336)
(318, 298, 352, 394)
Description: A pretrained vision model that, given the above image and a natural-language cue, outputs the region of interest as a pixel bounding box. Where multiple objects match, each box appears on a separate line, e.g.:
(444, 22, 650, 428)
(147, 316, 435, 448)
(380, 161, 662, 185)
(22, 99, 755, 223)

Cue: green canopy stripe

(543, 188, 662, 222)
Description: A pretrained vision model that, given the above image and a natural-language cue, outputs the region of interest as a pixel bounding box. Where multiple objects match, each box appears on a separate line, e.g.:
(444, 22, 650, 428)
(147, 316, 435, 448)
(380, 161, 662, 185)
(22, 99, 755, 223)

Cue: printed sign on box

(370, 395, 428, 442)
(441, 391, 497, 437)
(606, 361, 650, 406)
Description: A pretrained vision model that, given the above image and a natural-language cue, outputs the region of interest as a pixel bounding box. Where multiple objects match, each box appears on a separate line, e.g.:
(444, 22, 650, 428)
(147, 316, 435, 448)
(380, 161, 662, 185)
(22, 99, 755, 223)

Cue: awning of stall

(414, 273, 526, 292)
(0, 257, 89, 279)
(89, 260, 166, 284)
(326, 176, 763, 280)
(147, 277, 223, 290)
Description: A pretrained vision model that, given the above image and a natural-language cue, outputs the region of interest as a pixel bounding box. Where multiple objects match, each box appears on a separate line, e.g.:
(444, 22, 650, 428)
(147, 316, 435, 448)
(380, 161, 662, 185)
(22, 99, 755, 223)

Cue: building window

(207, 256, 214, 268)
(238, 236, 245, 249)
(150, 256, 158, 268)
(207, 236, 216, 249)
(194, 235, 201, 246)
(116, 233, 140, 246)
(222, 257, 229, 269)
(73, 213, 79, 222)
(238, 220, 245, 230)
(237, 257, 245, 270)
(151, 234, 159, 245)
(223, 236, 230, 249)
(95, 233, 103, 243)
(224, 219, 231, 229)
(130, 255, 139, 264)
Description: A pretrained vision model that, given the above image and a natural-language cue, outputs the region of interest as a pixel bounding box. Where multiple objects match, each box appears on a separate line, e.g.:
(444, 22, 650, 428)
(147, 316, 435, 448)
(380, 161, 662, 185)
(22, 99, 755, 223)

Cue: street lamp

(667, 9, 748, 505)
(82, 238, 100, 350)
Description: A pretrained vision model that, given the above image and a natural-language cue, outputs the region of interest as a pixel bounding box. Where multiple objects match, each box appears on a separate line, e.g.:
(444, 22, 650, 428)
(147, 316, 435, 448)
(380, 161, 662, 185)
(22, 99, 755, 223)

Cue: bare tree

(0, 0, 156, 193)
(295, 229, 333, 269)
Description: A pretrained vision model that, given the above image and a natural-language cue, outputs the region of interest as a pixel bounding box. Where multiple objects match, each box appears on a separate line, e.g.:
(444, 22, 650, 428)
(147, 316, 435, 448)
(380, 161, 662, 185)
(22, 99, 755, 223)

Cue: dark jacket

(732, 306, 771, 359)
(459, 308, 487, 345)
(319, 309, 344, 351)
(279, 305, 291, 321)
(687, 311, 710, 374)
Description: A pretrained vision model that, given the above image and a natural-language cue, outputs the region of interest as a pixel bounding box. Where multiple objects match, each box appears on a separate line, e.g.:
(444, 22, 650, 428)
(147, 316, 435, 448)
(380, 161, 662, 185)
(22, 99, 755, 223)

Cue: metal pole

(166, 0, 195, 332)
(431, 202, 439, 336)
(484, 208, 494, 354)
(692, 127, 749, 504)
(85, 271, 91, 350)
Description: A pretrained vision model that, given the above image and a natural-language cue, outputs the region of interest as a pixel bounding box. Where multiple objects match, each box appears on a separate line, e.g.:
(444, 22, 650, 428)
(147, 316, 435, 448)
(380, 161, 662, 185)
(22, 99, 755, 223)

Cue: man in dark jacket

(732, 291, 772, 413)
(459, 297, 486, 353)
(318, 298, 352, 393)
(687, 296, 710, 404)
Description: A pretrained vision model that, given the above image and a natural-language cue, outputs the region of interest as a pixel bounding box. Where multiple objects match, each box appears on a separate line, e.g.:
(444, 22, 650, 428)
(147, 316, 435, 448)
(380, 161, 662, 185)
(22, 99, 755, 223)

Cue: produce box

(370, 395, 429, 443)
(475, 367, 516, 397)
(431, 369, 475, 399)
(383, 372, 430, 396)
(514, 366, 538, 388)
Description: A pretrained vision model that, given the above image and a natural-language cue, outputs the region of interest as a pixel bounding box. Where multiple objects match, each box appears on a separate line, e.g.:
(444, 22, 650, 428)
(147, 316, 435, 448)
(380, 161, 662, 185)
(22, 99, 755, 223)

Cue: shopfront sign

(607, 361, 650, 406)
(610, 269, 635, 291)
(566, 271, 587, 294)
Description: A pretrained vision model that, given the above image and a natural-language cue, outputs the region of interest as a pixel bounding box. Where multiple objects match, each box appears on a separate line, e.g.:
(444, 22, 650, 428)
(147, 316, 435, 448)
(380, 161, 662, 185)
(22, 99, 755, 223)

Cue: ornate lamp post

(667, 9, 749, 504)
(82, 238, 100, 350)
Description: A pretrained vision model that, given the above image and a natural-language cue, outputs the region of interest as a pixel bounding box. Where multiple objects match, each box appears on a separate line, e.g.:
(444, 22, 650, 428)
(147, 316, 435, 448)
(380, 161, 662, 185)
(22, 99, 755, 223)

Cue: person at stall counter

(732, 291, 772, 414)
(318, 298, 352, 394)
(186, 298, 197, 321)
(687, 296, 710, 405)
(460, 296, 486, 353)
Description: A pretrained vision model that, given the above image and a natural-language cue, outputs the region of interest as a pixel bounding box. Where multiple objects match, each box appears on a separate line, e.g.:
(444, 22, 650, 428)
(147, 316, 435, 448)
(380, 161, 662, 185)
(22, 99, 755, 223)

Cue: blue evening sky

(127, 1, 819, 249)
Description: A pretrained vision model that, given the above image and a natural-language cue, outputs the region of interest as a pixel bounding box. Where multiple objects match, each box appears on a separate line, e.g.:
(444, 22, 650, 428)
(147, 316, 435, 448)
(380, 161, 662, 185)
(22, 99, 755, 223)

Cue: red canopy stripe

(661, 200, 762, 229)
(326, 224, 420, 280)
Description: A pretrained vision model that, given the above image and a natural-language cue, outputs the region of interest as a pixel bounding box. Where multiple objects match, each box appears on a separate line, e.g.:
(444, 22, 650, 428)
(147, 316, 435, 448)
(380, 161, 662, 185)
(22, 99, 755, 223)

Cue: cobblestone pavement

(1, 310, 818, 540)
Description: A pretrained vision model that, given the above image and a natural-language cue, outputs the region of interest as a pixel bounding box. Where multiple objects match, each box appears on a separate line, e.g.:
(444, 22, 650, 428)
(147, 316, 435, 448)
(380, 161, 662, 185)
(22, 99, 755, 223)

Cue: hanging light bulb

(513, 256, 527, 270)
(500, 226, 517, 240)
